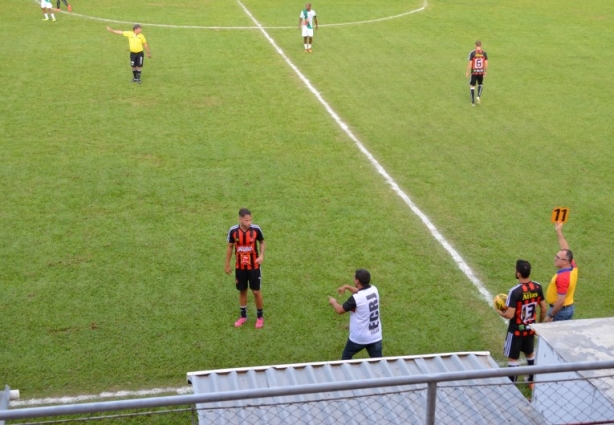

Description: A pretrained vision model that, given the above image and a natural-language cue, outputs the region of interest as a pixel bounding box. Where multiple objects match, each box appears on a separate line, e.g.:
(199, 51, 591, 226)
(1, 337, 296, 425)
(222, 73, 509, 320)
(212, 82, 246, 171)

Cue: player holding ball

(497, 260, 547, 386)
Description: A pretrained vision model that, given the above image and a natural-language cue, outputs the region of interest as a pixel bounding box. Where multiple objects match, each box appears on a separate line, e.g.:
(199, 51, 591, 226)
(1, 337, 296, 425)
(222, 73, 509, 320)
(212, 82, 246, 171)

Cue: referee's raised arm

(106, 26, 122, 35)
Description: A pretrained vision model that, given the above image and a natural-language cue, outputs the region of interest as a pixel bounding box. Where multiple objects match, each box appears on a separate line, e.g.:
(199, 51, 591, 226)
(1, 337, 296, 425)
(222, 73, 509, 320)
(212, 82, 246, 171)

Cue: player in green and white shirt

(298, 3, 318, 53)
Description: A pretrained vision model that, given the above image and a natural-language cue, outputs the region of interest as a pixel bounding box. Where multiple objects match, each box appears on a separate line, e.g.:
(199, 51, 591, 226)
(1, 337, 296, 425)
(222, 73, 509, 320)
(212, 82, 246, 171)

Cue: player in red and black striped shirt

(465, 40, 488, 106)
(498, 260, 547, 385)
(225, 208, 266, 328)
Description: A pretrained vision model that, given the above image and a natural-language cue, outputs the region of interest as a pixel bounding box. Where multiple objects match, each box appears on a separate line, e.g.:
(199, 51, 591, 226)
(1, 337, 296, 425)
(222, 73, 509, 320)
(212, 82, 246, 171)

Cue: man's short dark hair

(561, 249, 574, 262)
(355, 269, 371, 286)
(238, 208, 251, 217)
(133, 24, 142, 31)
(516, 260, 531, 279)
(475, 40, 482, 47)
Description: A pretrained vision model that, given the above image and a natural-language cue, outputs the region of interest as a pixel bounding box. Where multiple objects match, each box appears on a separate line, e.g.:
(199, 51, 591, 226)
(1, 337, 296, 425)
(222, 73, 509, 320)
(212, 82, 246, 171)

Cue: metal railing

(3, 360, 614, 424)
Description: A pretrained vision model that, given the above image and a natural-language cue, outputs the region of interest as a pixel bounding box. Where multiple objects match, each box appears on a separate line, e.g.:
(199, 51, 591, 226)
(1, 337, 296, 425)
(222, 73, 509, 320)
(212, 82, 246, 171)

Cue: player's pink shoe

(234, 317, 247, 327)
(255, 317, 264, 329)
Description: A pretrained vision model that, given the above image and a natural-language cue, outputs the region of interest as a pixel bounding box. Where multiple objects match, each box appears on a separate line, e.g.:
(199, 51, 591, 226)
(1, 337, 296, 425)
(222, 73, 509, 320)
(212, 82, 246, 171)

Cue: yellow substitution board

(551, 207, 570, 223)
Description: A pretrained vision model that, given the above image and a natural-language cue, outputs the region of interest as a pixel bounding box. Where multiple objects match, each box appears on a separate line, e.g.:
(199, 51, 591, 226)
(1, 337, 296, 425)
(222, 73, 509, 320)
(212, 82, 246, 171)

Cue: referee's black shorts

(130, 51, 144, 68)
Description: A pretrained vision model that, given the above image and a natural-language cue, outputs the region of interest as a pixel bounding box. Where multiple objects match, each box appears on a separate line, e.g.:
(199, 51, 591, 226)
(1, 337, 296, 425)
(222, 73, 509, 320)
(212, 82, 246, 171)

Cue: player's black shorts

(470, 74, 484, 86)
(235, 268, 262, 291)
(130, 51, 144, 68)
(503, 331, 535, 360)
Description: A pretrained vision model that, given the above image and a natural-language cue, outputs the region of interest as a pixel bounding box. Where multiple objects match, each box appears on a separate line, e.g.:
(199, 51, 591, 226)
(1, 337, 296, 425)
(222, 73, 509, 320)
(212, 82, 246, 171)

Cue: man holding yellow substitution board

(545, 207, 577, 322)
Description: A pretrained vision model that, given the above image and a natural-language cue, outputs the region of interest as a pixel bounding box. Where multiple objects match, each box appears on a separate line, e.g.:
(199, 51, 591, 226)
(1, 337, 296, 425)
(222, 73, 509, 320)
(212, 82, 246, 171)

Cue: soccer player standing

(498, 260, 547, 387)
(225, 208, 266, 329)
(298, 3, 318, 53)
(466, 40, 488, 106)
(106, 24, 152, 84)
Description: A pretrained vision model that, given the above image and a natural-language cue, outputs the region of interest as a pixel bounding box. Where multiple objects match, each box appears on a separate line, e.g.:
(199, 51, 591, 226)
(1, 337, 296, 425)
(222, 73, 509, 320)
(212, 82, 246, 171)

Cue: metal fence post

(425, 381, 438, 425)
(1, 386, 10, 425)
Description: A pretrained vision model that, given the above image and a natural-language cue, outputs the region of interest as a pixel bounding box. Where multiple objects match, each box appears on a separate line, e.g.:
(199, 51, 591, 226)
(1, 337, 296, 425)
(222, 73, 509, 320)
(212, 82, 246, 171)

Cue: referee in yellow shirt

(106, 24, 151, 84)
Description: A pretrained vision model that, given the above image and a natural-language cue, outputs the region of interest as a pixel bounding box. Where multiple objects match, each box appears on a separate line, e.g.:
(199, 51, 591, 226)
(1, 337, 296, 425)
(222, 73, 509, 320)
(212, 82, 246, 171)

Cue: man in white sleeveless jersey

(328, 269, 383, 360)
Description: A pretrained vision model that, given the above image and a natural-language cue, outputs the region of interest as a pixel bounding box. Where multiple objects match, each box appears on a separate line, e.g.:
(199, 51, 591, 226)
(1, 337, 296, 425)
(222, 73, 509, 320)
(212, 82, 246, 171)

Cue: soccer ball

(493, 293, 508, 311)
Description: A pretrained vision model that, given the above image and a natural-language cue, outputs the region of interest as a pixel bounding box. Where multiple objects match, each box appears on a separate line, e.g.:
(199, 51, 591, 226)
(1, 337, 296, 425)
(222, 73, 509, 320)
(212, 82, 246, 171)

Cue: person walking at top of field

(545, 222, 577, 322)
(328, 269, 383, 360)
(225, 208, 266, 329)
(298, 3, 318, 53)
(466, 40, 488, 106)
(41, 0, 57, 21)
(106, 24, 151, 84)
(497, 260, 547, 386)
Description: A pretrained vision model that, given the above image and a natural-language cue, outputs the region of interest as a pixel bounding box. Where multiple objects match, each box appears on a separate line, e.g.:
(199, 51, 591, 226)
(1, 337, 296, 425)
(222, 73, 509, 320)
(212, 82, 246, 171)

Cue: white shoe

(477, 97, 481, 104)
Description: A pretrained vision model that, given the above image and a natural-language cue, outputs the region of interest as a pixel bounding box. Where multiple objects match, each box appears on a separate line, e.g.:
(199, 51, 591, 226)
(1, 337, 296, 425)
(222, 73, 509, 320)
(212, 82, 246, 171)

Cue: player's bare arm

(106, 26, 122, 35)
(337, 284, 358, 295)
(144, 42, 151, 58)
(328, 296, 345, 314)
(538, 300, 548, 323)
(224, 243, 234, 274)
(498, 306, 515, 320)
(314, 17, 318, 30)
(255, 240, 266, 265)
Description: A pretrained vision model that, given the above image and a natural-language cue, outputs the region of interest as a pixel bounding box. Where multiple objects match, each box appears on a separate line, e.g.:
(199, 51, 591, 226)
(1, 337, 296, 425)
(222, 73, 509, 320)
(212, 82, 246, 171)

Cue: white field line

(319, 0, 427, 28)
(34, 0, 426, 30)
(10, 387, 193, 407)
(13, 0, 494, 409)
(237, 0, 492, 304)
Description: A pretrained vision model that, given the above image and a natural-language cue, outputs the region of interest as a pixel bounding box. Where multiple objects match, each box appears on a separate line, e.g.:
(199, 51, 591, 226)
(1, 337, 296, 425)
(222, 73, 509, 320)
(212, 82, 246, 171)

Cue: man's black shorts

(130, 51, 144, 68)
(235, 268, 261, 291)
(470, 74, 484, 86)
(503, 332, 535, 360)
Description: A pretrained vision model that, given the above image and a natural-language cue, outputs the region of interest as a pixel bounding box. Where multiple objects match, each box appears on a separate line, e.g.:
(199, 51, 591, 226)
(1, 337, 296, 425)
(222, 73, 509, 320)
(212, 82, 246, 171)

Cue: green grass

(1, 0, 613, 403)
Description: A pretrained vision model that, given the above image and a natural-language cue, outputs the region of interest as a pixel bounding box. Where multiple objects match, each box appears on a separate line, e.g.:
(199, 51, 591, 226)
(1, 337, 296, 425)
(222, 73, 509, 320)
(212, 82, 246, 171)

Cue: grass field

(1, 0, 613, 403)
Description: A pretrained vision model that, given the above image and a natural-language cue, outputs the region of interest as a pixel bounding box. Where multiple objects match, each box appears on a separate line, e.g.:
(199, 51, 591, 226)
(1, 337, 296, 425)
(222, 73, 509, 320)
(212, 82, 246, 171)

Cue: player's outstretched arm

(106, 26, 123, 35)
